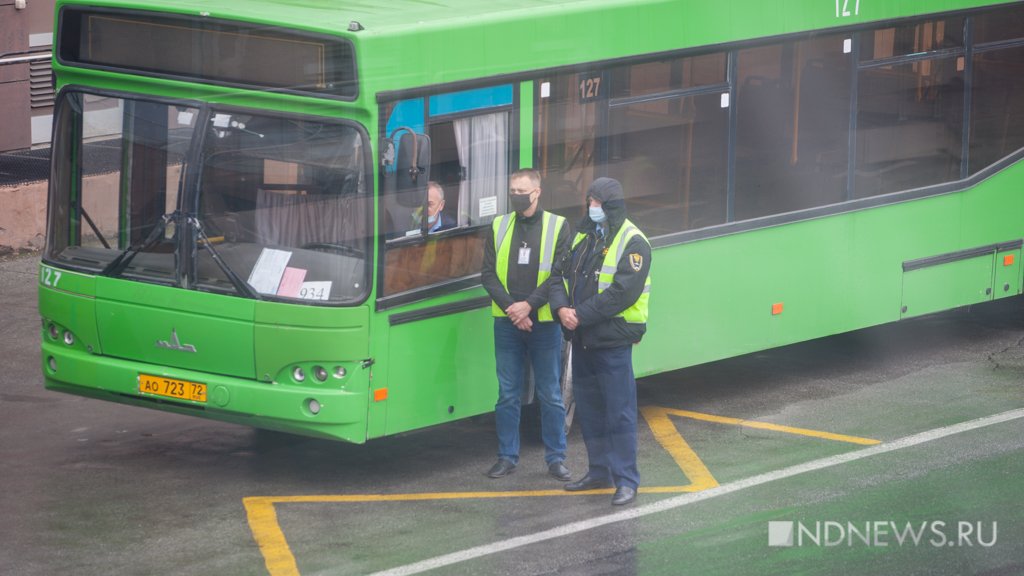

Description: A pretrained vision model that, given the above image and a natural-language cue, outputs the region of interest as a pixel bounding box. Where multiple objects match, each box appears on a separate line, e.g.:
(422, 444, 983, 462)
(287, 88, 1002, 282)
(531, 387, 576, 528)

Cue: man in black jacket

(550, 177, 651, 506)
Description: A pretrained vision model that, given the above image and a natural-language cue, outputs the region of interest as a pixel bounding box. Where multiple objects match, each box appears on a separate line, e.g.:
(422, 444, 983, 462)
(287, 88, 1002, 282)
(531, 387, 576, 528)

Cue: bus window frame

(191, 100, 376, 307)
(45, 85, 377, 307)
(45, 85, 204, 277)
(368, 3, 1024, 293)
(374, 87, 519, 311)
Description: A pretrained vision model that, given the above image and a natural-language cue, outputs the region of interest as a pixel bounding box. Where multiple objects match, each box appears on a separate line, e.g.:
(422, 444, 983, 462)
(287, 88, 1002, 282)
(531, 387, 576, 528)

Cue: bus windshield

(46, 91, 372, 305)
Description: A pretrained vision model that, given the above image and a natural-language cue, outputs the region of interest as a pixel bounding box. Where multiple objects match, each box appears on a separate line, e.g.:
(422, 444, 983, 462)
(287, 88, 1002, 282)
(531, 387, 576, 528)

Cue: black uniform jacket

(549, 218, 651, 349)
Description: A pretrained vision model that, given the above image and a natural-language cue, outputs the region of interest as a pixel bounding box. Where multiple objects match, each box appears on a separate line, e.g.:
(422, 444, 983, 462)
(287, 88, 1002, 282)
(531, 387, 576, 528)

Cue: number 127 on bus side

(837, 0, 861, 17)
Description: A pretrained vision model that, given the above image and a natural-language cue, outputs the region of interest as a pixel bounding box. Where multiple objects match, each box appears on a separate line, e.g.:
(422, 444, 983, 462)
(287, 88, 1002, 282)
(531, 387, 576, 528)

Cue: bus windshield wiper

(189, 215, 261, 300)
(101, 211, 177, 277)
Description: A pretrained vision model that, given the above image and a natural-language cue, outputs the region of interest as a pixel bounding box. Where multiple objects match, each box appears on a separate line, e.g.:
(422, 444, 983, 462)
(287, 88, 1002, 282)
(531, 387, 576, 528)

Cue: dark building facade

(0, 0, 55, 153)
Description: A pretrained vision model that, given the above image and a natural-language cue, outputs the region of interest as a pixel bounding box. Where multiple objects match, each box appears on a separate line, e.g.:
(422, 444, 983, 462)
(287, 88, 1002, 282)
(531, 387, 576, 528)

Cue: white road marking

(367, 407, 1024, 576)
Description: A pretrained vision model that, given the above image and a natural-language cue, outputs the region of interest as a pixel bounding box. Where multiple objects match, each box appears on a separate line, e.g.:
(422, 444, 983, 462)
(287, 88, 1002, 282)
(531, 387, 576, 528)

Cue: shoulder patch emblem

(629, 253, 643, 272)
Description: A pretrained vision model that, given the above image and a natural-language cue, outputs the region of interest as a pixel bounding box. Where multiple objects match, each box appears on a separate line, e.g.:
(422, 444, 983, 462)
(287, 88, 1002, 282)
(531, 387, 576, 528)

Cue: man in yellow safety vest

(481, 168, 573, 481)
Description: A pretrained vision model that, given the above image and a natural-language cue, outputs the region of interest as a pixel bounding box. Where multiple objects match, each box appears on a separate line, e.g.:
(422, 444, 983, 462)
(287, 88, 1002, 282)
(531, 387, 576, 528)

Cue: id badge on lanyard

(518, 242, 531, 265)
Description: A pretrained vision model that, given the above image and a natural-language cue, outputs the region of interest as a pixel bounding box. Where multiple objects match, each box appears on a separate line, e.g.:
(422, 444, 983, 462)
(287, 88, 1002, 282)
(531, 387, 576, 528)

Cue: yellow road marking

(242, 487, 710, 576)
(245, 498, 301, 576)
(244, 407, 879, 575)
(654, 407, 882, 445)
(640, 406, 720, 490)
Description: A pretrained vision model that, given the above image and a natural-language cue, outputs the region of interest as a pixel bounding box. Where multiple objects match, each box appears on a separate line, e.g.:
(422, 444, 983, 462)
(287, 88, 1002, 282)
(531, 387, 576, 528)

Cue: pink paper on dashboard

(276, 267, 307, 297)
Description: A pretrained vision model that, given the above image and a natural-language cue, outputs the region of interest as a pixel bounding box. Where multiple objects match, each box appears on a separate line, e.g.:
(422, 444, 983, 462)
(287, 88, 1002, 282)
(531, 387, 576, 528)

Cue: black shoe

(611, 486, 637, 506)
(564, 474, 612, 491)
(548, 461, 571, 481)
(486, 459, 516, 478)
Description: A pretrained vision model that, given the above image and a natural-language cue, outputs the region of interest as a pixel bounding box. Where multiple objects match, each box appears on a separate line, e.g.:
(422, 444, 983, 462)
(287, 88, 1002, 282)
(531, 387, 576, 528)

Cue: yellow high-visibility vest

(570, 218, 651, 324)
(492, 211, 566, 322)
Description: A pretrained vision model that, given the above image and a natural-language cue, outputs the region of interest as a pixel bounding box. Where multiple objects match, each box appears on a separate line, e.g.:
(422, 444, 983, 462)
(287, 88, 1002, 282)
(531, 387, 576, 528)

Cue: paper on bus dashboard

(276, 267, 307, 297)
(248, 248, 292, 294)
(299, 281, 332, 301)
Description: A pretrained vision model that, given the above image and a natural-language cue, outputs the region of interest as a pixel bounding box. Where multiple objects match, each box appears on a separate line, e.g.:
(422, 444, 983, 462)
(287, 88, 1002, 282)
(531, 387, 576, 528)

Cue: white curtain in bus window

(969, 5, 1024, 174)
(453, 111, 508, 227)
(255, 188, 348, 248)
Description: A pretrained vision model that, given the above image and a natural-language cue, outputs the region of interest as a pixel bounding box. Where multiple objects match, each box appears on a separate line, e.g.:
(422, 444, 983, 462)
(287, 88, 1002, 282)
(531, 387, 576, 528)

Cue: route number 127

(837, 0, 861, 17)
(41, 266, 62, 288)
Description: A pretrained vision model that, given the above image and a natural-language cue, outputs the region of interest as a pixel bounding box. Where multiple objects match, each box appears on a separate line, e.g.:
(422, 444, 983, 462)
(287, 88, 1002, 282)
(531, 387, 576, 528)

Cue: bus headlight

(333, 366, 347, 379)
(313, 365, 328, 382)
(48, 323, 60, 340)
(306, 398, 321, 415)
(292, 366, 306, 382)
(63, 331, 75, 346)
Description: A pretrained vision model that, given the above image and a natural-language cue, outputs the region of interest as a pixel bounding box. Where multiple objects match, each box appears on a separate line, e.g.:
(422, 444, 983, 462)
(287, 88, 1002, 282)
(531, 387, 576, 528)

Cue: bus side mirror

(381, 128, 432, 238)
(394, 130, 432, 202)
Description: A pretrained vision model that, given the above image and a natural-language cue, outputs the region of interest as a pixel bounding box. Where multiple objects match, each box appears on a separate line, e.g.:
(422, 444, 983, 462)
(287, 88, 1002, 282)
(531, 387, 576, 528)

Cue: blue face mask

(427, 211, 439, 226)
(589, 205, 607, 223)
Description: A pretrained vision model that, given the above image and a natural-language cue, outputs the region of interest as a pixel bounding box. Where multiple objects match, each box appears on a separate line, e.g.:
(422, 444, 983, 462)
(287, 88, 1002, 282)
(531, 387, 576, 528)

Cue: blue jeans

(494, 318, 567, 465)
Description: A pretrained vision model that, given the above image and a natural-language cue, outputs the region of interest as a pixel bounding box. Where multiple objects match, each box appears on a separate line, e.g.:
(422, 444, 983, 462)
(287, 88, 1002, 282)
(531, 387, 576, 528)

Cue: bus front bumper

(41, 342, 371, 443)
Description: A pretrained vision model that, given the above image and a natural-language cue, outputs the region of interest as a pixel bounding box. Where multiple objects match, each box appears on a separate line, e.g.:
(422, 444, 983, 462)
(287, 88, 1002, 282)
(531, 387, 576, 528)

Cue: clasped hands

(506, 302, 579, 332)
(505, 301, 533, 332)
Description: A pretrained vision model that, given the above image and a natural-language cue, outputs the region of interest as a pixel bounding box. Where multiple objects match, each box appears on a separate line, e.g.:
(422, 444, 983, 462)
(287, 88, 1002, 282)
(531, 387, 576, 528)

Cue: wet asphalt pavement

(2, 254, 1023, 576)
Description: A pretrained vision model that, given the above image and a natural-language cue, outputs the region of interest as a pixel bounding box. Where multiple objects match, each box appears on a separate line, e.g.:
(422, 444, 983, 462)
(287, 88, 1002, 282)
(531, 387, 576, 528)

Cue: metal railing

(0, 50, 52, 66)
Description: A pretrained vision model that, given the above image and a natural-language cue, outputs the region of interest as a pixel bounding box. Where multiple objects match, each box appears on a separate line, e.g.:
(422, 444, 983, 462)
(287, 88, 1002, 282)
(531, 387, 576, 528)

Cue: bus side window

(378, 88, 512, 300)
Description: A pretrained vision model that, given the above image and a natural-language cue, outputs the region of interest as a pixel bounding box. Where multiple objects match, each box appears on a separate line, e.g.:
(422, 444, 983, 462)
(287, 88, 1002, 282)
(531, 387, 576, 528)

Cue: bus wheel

(561, 341, 575, 434)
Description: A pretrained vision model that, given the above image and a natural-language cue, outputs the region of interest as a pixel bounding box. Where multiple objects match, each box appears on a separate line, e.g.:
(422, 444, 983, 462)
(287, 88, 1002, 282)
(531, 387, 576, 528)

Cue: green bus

(40, 0, 1024, 443)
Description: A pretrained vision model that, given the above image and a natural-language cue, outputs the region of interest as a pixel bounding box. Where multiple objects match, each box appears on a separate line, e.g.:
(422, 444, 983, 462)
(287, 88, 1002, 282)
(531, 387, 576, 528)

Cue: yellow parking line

(244, 406, 877, 575)
(658, 407, 881, 445)
(640, 406, 720, 490)
(243, 486, 705, 576)
(245, 497, 301, 576)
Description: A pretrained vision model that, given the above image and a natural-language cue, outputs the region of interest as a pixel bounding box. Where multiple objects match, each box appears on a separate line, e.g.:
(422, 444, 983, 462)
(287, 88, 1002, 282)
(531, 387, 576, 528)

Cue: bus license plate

(139, 374, 207, 403)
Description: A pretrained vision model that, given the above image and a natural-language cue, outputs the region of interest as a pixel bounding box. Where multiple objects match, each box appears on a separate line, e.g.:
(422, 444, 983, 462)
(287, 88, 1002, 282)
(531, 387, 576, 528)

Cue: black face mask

(510, 193, 534, 213)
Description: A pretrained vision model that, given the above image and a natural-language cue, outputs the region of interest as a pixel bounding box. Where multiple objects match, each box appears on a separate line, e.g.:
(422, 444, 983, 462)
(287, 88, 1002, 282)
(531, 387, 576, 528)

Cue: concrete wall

(0, 181, 47, 253)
